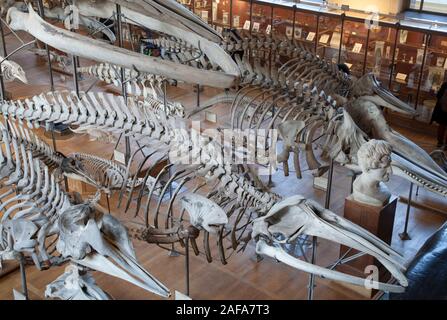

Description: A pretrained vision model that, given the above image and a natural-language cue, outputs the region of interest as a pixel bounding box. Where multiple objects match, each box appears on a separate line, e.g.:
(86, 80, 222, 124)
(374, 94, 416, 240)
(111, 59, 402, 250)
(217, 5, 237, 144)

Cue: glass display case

(293, 9, 318, 48)
(194, 0, 213, 24)
(251, 2, 273, 35)
(212, 0, 232, 31)
(316, 14, 343, 64)
(231, 0, 251, 31)
(178, 0, 194, 11)
(389, 29, 427, 110)
(272, 5, 294, 40)
(340, 20, 369, 78)
(175, 0, 447, 122)
(363, 24, 397, 89)
(416, 33, 447, 122)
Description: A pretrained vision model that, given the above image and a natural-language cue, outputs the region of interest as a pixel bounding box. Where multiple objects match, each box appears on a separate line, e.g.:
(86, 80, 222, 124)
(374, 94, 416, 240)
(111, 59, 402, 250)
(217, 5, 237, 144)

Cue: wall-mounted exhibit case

(176, 0, 447, 123)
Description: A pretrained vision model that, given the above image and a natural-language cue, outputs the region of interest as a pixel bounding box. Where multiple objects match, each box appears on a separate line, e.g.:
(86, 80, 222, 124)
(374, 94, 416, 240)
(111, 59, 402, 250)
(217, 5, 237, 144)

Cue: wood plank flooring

(0, 31, 446, 300)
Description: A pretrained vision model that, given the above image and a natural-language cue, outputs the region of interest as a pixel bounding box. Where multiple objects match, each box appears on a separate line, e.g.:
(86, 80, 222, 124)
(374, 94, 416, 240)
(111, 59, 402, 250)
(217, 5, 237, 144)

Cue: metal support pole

(185, 235, 190, 296)
(162, 81, 176, 255)
(0, 17, 6, 102)
(249, 0, 254, 35)
(292, 6, 297, 43)
(314, 14, 320, 54)
(37, 0, 55, 92)
(196, 84, 200, 108)
(72, 56, 80, 96)
(307, 236, 317, 300)
(115, 4, 131, 165)
(414, 34, 430, 111)
(362, 28, 371, 75)
(19, 254, 29, 300)
(337, 14, 345, 64)
(399, 182, 413, 240)
(307, 159, 334, 300)
(164, 80, 168, 114)
(388, 23, 400, 88)
(268, 100, 276, 187)
(125, 136, 131, 165)
(106, 195, 111, 214)
(36, 0, 67, 190)
(0, 17, 7, 57)
(325, 159, 335, 210)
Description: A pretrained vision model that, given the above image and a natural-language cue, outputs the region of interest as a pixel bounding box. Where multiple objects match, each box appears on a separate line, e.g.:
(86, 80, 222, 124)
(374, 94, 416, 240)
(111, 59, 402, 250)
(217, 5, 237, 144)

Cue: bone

(7, 6, 238, 88)
(45, 264, 111, 300)
(180, 193, 228, 234)
(0, 55, 27, 83)
(256, 240, 405, 293)
(252, 195, 408, 292)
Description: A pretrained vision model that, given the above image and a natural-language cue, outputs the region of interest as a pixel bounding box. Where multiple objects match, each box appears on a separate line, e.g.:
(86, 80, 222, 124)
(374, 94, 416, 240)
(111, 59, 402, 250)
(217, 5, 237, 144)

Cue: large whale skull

(252, 195, 408, 293)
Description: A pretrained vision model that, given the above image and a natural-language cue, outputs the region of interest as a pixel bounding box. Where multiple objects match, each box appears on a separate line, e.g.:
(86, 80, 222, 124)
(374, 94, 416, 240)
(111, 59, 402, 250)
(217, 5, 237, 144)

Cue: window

(411, 0, 447, 14)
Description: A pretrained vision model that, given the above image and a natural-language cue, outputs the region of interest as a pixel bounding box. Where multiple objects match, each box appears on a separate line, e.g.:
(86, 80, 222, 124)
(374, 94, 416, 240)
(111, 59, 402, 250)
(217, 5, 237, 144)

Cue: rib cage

(0, 122, 71, 268)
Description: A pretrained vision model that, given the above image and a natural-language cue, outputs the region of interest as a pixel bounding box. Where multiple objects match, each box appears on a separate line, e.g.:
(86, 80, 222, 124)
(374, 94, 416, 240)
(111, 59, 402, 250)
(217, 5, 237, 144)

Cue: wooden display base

(336, 195, 398, 298)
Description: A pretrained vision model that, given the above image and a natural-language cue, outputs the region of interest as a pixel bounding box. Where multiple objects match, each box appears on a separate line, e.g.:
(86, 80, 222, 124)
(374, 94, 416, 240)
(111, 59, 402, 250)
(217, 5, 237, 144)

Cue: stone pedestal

(337, 196, 398, 297)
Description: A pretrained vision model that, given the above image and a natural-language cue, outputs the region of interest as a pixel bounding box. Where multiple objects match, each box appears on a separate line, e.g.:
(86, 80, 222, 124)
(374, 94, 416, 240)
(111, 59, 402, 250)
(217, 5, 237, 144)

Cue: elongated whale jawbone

(7, 6, 238, 88)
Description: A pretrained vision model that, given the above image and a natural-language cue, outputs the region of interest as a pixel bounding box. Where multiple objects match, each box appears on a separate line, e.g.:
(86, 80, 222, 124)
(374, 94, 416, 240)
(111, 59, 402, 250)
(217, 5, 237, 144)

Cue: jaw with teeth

(252, 195, 408, 293)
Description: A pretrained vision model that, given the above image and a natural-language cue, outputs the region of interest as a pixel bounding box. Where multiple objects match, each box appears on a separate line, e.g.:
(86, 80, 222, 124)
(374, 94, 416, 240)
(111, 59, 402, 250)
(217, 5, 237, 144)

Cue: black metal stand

(196, 84, 200, 108)
(268, 102, 276, 188)
(184, 235, 190, 296)
(307, 159, 335, 300)
(399, 182, 413, 241)
(115, 4, 131, 165)
(19, 254, 29, 300)
(307, 236, 317, 300)
(106, 195, 111, 214)
(159, 80, 177, 258)
(0, 16, 7, 102)
(36, 0, 55, 92)
(325, 159, 335, 209)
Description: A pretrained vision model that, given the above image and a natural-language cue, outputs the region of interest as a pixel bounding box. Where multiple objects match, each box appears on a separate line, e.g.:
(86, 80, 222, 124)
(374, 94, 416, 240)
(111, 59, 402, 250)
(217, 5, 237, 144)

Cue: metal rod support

(36, 0, 55, 92)
(325, 159, 335, 210)
(0, 16, 6, 102)
(307, 236, 317, 300)
(115, 4, 131, 165)
(399, 182, 413, 240)
(185, 235, 190, 296)
(106, 196, 111, 214)
(19, 255, 29, 300)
